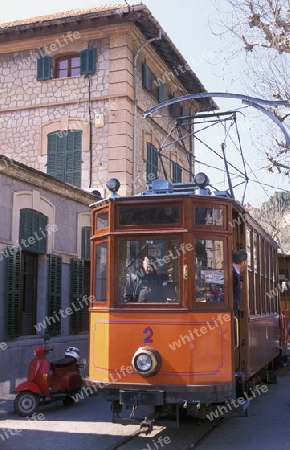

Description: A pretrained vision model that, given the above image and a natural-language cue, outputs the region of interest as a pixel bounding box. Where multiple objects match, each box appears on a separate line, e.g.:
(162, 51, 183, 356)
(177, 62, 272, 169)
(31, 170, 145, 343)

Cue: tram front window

(195, 239, 225, 303)
(119, 238, 180, 304)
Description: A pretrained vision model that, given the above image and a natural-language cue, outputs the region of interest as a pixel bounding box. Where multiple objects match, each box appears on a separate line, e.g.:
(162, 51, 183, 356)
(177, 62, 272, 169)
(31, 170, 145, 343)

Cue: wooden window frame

(55, 54, 81, 78)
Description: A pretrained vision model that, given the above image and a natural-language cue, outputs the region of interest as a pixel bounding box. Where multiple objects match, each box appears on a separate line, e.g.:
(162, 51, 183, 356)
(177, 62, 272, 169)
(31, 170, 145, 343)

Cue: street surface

(1, 372, 290, 449)
(0, 394, 140, 450)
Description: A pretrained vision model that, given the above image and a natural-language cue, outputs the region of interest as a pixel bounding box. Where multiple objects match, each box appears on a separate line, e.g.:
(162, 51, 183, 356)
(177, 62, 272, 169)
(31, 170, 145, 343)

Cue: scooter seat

(51, 356, 76, 368)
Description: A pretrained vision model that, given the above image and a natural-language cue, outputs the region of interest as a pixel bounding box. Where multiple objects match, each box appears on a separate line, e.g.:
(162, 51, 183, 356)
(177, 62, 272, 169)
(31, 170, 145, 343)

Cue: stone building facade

(0, 2, 211, 196)
(0, 156, 98, 394)
(0, 3, 213, 394)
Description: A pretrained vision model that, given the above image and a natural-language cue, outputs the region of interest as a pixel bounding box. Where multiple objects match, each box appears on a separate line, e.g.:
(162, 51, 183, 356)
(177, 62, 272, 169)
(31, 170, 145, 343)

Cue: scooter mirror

(43, 333, 51, 342)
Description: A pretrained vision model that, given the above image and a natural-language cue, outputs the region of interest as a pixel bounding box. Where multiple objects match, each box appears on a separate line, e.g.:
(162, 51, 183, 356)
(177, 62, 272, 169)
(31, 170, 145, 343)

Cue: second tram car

(278, 253, 290, 357)
(85, 174, 281, 425)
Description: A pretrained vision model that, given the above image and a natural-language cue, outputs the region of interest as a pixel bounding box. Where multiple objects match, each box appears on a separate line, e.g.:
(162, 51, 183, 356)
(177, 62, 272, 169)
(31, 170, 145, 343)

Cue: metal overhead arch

(143, 92, 290, 147)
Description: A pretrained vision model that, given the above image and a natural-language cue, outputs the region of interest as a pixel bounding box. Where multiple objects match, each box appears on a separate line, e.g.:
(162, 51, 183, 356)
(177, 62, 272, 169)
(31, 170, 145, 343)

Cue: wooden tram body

(86, 178, 280, 423)
(278, 253, 290, 356)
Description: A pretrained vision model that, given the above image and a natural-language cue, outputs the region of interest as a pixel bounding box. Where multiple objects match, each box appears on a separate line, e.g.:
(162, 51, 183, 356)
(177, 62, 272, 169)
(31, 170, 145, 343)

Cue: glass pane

(195, 208, 223, 226)
(71, 67, 81, 76)
(57, 68, 68, 78)
(59, 59, 68, 69)
(246, 227, 252, 269)
(96, 212, 108, 229)
(253, 232, 258, 272)
(119, 207, 179, 226)
(71, 56, 80, 68)
(195, 239, 224, 303)
(119, 238, 180, 304)
(95, 242, 107, 302)
(279, 269, 289, 295)
(22, 254, 37, 313)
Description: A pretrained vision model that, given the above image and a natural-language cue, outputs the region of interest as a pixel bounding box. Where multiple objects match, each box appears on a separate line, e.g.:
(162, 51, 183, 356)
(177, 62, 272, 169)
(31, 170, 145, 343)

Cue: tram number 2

(143, 327, 153, 343)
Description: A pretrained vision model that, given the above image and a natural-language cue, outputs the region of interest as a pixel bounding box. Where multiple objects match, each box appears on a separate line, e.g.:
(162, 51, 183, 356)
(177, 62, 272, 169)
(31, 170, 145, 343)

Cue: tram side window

(96, 212, 108, 230)
(195, 208, 223, 226)
(118, 238, 180, 304)
(94, 242, 107, 302)
(195, 239, 225, 303)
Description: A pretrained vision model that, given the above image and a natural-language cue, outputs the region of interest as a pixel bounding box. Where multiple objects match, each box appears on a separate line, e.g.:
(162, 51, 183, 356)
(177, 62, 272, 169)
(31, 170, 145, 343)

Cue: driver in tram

(123, 255, 171, 303)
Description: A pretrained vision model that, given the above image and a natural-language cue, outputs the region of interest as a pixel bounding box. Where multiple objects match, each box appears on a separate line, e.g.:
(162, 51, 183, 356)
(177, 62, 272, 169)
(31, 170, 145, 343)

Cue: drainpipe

(132, 31, 162, 194)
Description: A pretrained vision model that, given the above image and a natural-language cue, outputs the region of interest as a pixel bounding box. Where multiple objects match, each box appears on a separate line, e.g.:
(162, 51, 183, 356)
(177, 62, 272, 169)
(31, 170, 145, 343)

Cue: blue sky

(1, 0, 289, 206)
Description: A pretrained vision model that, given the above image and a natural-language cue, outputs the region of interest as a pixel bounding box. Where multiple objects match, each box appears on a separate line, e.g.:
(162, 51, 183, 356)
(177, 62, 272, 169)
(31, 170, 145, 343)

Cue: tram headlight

(132, 347, 161, 377)
(194, 172, 209, 188)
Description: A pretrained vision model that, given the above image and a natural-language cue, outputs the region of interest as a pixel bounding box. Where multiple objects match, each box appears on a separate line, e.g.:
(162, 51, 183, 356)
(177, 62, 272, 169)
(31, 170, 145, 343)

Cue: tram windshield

(119, 238, 180, 304)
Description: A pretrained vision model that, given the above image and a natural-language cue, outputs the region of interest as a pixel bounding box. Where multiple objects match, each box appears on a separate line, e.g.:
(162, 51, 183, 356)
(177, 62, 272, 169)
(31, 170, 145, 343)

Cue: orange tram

(85, 174, 284, 426)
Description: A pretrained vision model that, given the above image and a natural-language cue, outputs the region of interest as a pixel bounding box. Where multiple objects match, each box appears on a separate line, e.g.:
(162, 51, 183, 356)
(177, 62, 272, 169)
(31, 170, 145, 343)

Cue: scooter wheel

(14, 391, 39, 417)
(63, 396, 75, 407)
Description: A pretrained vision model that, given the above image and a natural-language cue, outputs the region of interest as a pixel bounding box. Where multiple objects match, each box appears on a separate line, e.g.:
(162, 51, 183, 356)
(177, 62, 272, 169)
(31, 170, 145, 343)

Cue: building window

(146, 143, 158, 182)
(19, 209, 48, 253)
(20, 253, 38, 335)
(47, 130, 82, 187)
(81, 227, 91, 261)
(70, 258, 89, 333)
(70, 228, 91, 334)
(172, 162, 182, 183)
(142, 62, 165, 102)
(5, 209, 48, 338)
(5, 250, 38, 338)
(47, 254, 62, 336)
(37, 48, 97, 81)
(5, 249, 22, 339)
(56, 55, 81, 78)
(169, 94, 189, 124)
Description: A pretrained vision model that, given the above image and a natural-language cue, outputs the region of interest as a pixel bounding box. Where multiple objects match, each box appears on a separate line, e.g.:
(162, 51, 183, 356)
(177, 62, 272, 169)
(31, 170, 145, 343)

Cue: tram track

(107, 416, 226, 450)
(107, 428, 144, 450)
(189, 417, 226, 449)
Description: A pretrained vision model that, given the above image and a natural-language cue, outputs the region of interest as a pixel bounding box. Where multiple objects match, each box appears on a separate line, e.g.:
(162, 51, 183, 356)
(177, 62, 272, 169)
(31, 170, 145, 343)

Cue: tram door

(231, 209, 246, 374)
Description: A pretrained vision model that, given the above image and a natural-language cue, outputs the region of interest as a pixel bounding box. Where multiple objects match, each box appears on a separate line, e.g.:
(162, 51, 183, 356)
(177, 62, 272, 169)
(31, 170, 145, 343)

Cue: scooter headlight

(132, 347, 161, 377)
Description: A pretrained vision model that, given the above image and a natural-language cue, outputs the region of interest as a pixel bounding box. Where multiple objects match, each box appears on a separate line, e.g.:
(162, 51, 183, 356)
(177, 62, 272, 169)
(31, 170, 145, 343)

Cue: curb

(0, 397, 15, 420)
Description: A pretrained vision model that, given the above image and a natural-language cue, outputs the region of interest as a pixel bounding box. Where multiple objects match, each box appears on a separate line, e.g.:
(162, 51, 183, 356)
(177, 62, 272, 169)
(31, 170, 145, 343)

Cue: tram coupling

(140, 417, 154, 434)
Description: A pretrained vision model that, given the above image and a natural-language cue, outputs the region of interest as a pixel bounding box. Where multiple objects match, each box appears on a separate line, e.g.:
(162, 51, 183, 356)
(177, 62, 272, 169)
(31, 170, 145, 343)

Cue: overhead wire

(149, 105, 289, 209)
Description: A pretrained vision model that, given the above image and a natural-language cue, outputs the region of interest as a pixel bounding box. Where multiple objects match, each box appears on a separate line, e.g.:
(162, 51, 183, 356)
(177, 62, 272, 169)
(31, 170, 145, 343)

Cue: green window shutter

(47, 130, 82, 187)
(81, 227, 91, 261)
(19, 209, 48, 253)
(70, 258, 84, 334)
(181, 105, 189, 126)
(5, 248, 21, 339)
(169, 94, 177, 117)
(47, 132, 65, 180)
(80, 48, 97, 75)
(37, 56, 51, 81)
(158, 81, 165, 103)
(65, 130, 82, 187)
(172, 162, 182, 183)
(142, 62, 151, 90)
(146, 143, 158, 182)
(47, 254, 62, 336)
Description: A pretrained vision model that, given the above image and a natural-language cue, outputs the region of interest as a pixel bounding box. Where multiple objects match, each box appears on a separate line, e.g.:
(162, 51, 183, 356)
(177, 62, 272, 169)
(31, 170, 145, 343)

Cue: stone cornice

(0, 22, 132, 54)
(0, 155, 98, 204)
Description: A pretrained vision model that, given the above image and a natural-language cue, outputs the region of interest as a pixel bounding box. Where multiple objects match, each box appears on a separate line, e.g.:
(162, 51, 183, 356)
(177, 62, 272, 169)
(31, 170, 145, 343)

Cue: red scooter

(14, 335, 83, 416)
